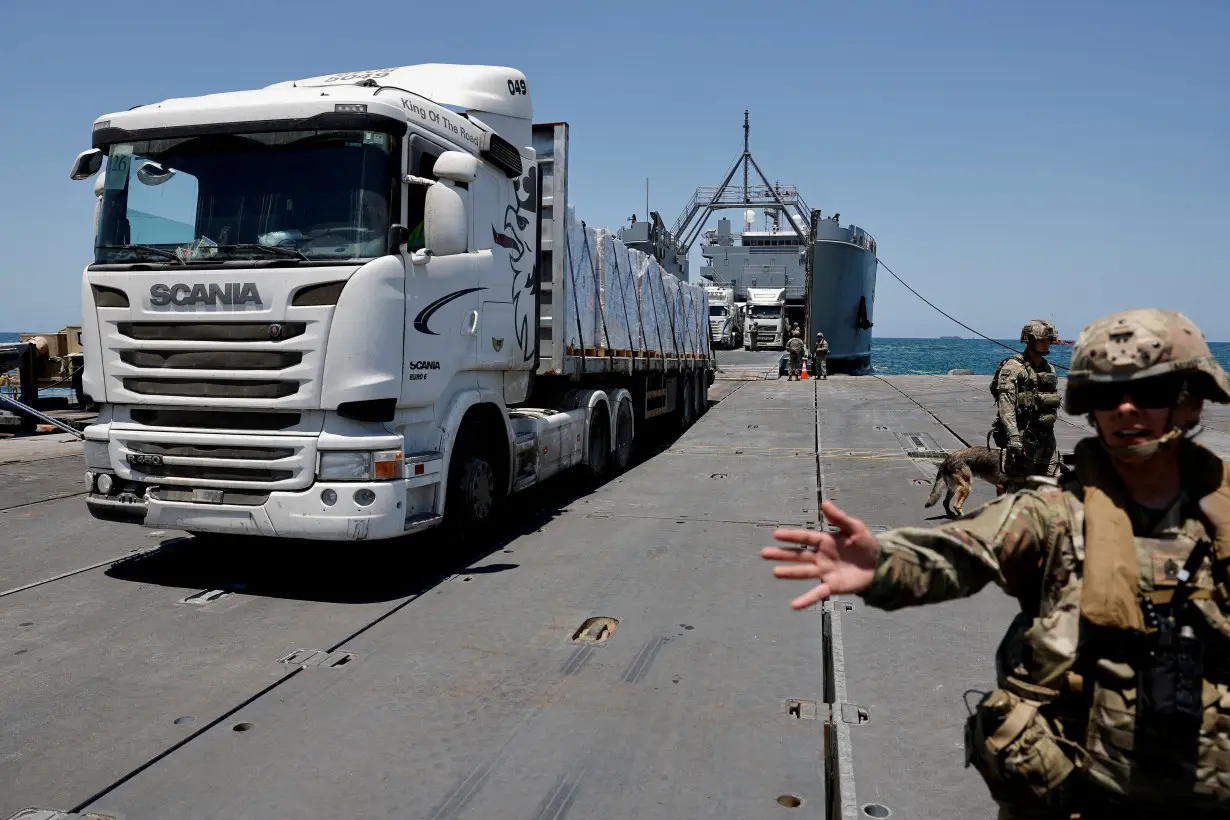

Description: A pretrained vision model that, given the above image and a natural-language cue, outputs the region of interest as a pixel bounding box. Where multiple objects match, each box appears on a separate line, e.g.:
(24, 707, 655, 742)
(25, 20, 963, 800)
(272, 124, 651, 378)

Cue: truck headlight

(317, 449, 403, 482)
(84, 439, 111, 469)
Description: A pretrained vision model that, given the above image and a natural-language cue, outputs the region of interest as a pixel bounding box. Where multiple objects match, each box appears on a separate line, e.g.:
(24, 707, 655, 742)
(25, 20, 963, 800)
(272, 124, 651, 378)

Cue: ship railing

(670, 184, 808, 237)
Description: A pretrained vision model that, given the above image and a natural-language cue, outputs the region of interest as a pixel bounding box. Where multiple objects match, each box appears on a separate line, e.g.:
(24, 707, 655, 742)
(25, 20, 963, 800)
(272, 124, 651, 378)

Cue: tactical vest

(990, 355, 1062, 448)
(965, 439, 1230, 815)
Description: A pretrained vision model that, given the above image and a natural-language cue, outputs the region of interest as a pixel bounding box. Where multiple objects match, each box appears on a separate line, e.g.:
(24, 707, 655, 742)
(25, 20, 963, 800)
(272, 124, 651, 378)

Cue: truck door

(402, 137, 480, 406)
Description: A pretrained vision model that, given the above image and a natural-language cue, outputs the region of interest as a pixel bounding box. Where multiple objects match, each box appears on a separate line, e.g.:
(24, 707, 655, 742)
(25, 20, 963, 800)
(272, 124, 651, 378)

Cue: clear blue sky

(2, 0, 1226, 340)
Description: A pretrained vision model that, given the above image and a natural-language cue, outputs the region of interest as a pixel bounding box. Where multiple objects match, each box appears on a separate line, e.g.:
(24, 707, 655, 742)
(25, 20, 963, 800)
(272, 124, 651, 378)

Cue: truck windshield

(95, 129, 398, 265)
(709, 306, 727, 317)
(748, 305, 780, 318)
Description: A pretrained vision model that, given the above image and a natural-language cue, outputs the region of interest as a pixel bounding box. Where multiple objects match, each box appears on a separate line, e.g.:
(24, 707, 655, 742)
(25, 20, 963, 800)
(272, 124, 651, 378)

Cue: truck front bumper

(86, 480, 412, 541)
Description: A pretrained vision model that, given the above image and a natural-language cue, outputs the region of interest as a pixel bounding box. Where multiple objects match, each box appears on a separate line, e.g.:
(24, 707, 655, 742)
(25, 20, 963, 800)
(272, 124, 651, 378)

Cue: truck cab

(703, 285, 739, 349)
(743, 287, 787, 350)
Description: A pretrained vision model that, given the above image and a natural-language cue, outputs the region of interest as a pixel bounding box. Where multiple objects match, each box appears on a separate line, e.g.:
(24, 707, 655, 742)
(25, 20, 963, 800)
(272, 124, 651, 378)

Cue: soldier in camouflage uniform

(814, 332, 829, 379)
(764, 309, 1230, 819)
(785, 328, 805, 380)
(992, 320, 1062, 490)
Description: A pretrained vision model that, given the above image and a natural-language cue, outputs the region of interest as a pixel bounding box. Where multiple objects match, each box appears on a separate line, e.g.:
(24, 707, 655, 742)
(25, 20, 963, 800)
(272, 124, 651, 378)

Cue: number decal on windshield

(105, 146, 133, 190)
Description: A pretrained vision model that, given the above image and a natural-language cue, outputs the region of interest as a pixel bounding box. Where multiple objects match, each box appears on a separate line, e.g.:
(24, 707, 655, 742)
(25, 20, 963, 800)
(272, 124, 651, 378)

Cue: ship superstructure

(667, 112, 878, 369)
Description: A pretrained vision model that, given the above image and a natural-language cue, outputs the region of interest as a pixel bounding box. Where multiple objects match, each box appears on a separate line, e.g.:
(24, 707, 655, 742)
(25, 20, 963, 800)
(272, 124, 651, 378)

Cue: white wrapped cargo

(595, 230, 633, 353)
(633, 250, 666, 356)
(663, 272, 686, 358)
(703, 287, 713, 354)
(615, 240, 645, 354)
(563, 206, 603, 353)
(683, 285, 700, 356)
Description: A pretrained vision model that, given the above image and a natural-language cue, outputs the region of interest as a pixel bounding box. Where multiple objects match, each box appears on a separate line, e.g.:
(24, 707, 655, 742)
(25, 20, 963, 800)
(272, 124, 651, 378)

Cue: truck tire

(586, 404, 611, 480)
(445, 443, 499, 542)
(612, 399, 634, 474)
(679, 377, 694, 432)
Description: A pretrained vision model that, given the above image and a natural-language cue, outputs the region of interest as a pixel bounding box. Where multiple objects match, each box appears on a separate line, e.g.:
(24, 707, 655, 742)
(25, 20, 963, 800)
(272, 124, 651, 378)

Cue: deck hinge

(828, 702, 870, 725)
(278, 649, 358, 669)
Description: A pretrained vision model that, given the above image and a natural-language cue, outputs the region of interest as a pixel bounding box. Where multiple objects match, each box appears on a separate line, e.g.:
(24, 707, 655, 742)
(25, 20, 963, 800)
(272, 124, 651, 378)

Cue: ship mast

(667, 112, 813, 257)
(742, 110, 749, 204)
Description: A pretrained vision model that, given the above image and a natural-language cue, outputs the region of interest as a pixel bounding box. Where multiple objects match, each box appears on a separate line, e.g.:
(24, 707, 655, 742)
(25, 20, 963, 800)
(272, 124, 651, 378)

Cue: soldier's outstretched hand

(762, 501, 879, 609)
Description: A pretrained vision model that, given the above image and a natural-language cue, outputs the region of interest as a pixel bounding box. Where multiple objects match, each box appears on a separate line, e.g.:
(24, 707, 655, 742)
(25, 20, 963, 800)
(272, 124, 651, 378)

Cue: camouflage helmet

(1020, 319, 1059, 344)
(1064, 308, 1230, 414)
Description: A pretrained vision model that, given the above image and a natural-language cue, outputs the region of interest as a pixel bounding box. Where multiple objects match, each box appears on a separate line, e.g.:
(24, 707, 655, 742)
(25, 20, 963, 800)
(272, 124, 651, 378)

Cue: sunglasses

(1084, 378, 1186, 412)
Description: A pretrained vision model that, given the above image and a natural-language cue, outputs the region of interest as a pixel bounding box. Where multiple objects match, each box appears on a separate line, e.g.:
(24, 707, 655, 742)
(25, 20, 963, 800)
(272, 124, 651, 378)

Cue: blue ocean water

(6, 332, 1230, 379)
(869, 337, 1230, 376)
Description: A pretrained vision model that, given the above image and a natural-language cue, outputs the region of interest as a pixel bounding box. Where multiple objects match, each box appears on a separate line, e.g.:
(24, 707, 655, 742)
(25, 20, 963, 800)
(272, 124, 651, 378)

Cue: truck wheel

(446, 446, 498, 542)
(612, 399, 634, 473)
(586, 405, 611, 480)
(679, 378, 694, 431)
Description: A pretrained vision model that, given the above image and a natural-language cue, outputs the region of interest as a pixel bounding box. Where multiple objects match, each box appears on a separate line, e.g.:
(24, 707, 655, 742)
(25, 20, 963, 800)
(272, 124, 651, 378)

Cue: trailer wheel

(612, 399, 634, 473)
(679, 377, 694, 432)
(693, 372, 707, 418)
(586, 404, 611, 480)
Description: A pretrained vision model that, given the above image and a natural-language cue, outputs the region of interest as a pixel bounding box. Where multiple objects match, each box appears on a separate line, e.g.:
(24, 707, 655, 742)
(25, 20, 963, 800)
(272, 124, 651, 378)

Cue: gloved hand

(1006, 436, 1024, 457)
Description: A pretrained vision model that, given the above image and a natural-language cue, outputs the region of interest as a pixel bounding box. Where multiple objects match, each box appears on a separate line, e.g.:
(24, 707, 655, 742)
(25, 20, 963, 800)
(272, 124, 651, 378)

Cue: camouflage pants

(787, 352, 802, 379)
(815, 354, 828, 379)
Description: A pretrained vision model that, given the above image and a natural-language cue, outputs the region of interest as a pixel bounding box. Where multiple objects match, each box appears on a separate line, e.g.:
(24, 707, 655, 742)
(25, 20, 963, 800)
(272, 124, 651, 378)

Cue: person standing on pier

(785, 328, 805, 380)
(991, 320, 1062, 488)
(763, 308, 1230, 819)
(813, 332, 829, 379)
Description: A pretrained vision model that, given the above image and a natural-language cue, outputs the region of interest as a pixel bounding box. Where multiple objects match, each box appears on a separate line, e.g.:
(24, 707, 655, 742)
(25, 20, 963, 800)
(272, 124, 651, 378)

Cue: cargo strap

(1142, 584, 1230, 606)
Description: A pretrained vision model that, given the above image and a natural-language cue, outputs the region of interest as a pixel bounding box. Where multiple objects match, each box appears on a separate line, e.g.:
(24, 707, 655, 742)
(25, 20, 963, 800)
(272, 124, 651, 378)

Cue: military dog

(924, 446, 1006, 518)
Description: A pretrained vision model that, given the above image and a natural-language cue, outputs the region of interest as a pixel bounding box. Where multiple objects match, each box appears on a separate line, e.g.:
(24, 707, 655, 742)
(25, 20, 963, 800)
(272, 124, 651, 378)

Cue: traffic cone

(800, 361, 809, 379)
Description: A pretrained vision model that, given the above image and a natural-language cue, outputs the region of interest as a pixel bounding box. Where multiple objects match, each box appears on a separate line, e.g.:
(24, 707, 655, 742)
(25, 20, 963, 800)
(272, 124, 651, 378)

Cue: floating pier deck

(5, 352, 1228, 819)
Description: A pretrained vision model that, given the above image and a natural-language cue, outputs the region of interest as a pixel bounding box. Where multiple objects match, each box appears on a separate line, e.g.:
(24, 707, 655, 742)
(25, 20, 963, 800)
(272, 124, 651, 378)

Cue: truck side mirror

(71, 148, 104, 181)
(432, 151, 480, 184)
(423, 182, 468, 257)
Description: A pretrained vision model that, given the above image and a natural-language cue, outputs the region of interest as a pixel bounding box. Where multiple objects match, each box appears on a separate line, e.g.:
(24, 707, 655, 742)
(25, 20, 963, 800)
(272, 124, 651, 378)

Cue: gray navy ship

(662, 112, 877, 371)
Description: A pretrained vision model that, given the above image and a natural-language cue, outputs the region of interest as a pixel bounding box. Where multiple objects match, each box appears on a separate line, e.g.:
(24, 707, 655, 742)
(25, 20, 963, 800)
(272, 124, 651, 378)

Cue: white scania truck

(71, 64, 712, 542)
(743, 287, 787, 350)
(703, 284, 740, 349)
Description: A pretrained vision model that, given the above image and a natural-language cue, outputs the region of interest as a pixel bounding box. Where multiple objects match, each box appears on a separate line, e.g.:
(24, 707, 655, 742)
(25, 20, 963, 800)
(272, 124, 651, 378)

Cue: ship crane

(668, 111, 814, 256)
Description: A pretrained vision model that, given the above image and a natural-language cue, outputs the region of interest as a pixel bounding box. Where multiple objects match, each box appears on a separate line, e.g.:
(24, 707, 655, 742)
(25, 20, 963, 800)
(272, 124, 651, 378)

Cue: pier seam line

(814, 378, 858, 820)
(0, 545, 163, 599)
(73, 576, 452, 812)
(871, 374, 971, 448)
(1, 490, 88, 514)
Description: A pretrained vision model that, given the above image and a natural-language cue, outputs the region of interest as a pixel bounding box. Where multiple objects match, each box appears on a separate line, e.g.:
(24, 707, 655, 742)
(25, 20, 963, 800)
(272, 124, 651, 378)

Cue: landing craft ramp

(7, 358, 1230, 819)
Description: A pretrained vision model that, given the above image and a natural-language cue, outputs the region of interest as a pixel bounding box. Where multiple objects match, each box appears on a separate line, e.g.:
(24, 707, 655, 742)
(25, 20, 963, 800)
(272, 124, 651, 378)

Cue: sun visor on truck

(92, 110, 409, 150)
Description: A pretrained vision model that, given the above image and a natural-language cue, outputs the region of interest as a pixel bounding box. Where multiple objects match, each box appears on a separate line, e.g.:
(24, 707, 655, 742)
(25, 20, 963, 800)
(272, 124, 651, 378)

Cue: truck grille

(120, 350, 303, 370)
(123, 378, 299, 399)
(116, 322, 306, 342)
(129, 409, 302, 431)
(126, 441, 295, 460)
(127, 461, 294, 483)
(113, 432, 315, 490)
(99, 288, 325, 408)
